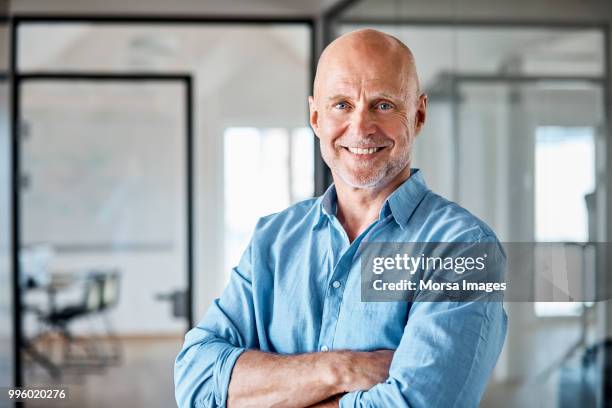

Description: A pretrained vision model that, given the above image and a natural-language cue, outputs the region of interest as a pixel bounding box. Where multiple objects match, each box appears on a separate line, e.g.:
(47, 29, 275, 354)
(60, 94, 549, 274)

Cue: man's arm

(306, 394, 343, 408)
(175, 232, 393, 408)
(174, 240, 258, 408)
(338, 238, 508, 407)
(338, 300, 507, 407)
(227, 349, 392, 408)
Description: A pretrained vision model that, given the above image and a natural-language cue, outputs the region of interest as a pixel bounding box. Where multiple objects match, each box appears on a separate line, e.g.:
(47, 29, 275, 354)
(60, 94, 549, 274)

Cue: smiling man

(175, 29, 507, 408)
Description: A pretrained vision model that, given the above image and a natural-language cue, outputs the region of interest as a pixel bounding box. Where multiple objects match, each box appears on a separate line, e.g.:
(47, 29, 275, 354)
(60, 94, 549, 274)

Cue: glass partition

(17, 21, 313, 407)
(18, 22, 313, 313)
(335, 20, 607, 407)
(19, 78, 189, 407)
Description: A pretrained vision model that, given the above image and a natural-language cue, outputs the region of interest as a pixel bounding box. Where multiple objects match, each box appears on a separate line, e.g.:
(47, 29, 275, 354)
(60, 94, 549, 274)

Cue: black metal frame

(9, 14, 316, 388)
(338, 17, 610, 29)
(9, 15, 18, 390)
(0, 16, 13, 408)
(14, 71, 194, 384)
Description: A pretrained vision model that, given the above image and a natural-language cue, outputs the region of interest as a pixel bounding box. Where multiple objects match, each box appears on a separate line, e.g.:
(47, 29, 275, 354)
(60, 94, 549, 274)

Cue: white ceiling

(10, 0, 344, 16)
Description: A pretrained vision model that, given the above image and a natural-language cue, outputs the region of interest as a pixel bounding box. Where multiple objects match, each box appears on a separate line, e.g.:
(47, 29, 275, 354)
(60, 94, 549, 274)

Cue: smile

(343, 146, 386, 155)
(348, 147, 381, 154)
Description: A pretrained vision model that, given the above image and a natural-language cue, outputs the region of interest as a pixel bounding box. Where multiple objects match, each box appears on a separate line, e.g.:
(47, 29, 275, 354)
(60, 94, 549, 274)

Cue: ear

(414, 93, 427, 135)
(308, 96, 320, 138)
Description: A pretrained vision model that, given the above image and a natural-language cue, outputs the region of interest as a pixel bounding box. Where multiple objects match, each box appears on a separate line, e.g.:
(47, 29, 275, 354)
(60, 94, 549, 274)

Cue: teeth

(347, 147, 381, 155)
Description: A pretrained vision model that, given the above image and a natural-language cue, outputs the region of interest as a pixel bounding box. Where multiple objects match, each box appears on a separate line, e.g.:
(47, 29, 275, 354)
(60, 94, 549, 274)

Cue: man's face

(309, 43, 427, 190)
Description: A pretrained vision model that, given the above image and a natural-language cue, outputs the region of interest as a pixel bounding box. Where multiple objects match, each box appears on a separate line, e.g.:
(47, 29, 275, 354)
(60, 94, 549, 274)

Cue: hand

(334, 350, 394, 392)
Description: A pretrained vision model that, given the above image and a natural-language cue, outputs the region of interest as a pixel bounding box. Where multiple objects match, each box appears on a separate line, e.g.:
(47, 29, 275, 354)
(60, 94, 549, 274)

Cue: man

(175, 29, 507, 408)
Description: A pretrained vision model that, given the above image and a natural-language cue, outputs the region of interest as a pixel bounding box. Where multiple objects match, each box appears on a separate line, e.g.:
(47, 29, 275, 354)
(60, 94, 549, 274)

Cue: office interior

(1, 0, 612, 407)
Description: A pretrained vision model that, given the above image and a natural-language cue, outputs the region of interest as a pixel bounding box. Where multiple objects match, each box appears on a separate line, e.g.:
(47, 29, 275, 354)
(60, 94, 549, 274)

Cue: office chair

(37, 270, 122, 372)
(37, 272, 105, 371)
(45, 272, 103, 338)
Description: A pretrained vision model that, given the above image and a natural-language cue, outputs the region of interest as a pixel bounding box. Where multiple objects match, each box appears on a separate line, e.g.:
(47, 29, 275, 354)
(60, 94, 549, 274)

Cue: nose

(350, 104, 376, 137)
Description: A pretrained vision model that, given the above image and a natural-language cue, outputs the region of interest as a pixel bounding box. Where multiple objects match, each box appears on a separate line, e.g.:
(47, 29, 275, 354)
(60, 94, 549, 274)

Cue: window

(534, 126, 595, 316)
(224, 127, 314, 277)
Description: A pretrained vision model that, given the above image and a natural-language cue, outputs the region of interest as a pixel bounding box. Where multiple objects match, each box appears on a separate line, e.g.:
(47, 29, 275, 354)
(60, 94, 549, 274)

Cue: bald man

(175, 29, 507, 408)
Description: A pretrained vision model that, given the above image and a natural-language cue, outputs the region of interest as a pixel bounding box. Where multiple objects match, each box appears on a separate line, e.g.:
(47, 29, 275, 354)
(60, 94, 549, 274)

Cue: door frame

(12, 72, 194, 386)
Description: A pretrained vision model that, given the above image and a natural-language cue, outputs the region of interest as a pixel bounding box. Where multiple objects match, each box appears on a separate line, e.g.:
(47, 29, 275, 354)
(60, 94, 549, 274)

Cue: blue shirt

(174, 169, 507, 408)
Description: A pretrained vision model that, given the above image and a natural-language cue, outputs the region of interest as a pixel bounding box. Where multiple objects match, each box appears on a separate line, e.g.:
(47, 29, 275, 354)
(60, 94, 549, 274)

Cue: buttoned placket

(316, 212, 394, 352)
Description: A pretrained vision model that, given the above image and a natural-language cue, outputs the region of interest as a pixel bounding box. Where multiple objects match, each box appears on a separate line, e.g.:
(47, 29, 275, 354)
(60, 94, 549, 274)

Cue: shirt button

(332, 280, 341, 289)
(320, 345, 329, 352)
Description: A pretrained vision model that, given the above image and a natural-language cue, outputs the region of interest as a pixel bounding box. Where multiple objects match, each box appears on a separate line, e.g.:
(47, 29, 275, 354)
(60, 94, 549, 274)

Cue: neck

(334, 167, 411, 242)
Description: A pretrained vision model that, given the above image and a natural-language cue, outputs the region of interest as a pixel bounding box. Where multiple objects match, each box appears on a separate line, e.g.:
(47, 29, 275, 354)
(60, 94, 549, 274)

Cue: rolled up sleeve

(341, 238, 508, 408)
(174, 242, 257, 408)
(340, 300, 507, 408)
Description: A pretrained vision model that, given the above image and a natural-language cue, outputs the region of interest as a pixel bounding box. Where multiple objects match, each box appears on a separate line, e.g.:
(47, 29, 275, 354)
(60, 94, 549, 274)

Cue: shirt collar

(314, 168, 429, 230)
(320, 183, 337, 217)
(312, 183, 337, 230)
(384, 168, 429, 229)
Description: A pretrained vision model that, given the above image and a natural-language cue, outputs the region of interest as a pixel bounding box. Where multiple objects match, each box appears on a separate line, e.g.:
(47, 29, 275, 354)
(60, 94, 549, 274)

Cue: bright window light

(534, 126, 595, 317)
(224, 127, 314, 278)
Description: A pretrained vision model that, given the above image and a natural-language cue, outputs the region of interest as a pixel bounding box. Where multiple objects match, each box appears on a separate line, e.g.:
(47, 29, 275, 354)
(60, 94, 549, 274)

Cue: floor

(20, 323, 602, 408)
(23, 336, 183, 408)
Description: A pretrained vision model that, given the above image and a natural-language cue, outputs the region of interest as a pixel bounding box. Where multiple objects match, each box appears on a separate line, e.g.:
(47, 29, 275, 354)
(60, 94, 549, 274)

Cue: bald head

(313, 29, 420, 100)
(307, 28, 428, 191)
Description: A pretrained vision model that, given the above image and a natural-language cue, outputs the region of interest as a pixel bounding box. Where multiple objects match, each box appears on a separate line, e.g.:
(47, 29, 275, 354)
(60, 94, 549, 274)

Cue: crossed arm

(174, 239, 507, 407)
(227, 349, 393, 408)
(173, 240, 395, 408)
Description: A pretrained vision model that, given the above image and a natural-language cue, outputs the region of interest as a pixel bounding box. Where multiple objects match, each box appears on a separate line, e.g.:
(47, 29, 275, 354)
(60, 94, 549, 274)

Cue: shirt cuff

(213, 346, 246, 407)
(339, 390, 365, 407)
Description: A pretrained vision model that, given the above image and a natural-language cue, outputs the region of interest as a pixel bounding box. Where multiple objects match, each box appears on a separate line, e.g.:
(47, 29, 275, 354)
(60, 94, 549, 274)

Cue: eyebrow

(327, 94, 350, 101)
(327, 93, 402, 102)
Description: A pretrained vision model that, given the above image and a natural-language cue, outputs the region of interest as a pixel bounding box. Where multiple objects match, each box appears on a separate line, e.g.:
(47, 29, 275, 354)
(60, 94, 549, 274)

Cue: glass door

(17, 76, 192, 408)
(452, 79, 604, 407)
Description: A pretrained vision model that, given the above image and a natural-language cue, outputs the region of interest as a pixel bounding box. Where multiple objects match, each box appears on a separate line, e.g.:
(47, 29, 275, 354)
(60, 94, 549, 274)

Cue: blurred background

(1, 0, 612, 407)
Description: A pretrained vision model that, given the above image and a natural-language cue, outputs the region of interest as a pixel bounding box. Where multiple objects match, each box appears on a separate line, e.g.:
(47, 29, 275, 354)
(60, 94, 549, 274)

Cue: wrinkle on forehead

(324, 77, 410, 103)
(313, 29, 419, 101)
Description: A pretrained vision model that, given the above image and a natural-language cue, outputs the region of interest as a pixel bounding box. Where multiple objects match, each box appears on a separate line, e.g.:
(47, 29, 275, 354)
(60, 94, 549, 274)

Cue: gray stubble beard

(323, 138, 414, 190)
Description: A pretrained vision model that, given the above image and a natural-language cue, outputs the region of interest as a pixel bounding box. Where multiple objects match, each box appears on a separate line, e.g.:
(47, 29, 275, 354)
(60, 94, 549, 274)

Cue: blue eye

(334, 102, 349, 110)
(378, 102, 393, 110)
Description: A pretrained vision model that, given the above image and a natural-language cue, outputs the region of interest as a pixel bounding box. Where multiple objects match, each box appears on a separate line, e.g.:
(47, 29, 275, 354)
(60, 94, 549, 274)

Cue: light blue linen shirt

(175, 169, 507, 408)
